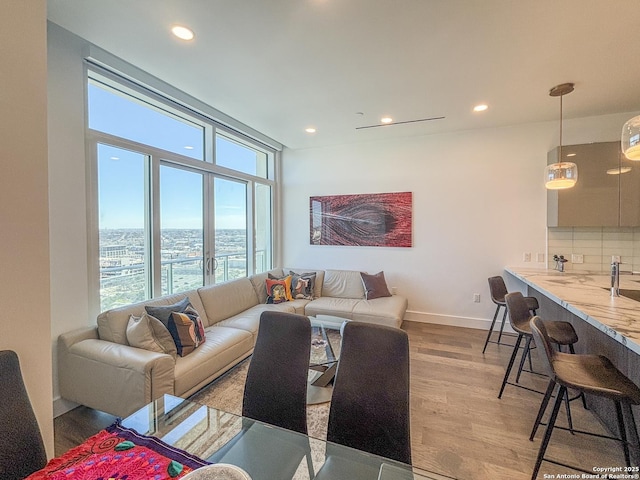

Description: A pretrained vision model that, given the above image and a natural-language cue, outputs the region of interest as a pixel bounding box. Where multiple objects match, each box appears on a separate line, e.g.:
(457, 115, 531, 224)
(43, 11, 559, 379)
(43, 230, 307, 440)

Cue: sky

(90, 82, 258, 230)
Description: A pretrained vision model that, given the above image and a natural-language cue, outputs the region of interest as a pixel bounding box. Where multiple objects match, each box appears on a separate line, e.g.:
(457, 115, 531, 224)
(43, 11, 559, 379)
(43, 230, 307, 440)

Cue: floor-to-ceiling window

(88, 71, 276, 311)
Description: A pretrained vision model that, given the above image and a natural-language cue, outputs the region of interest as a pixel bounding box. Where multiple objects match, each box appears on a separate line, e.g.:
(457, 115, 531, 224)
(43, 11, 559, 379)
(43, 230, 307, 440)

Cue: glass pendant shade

(622, 115, 640, 160)
(544, 161, 578, 189)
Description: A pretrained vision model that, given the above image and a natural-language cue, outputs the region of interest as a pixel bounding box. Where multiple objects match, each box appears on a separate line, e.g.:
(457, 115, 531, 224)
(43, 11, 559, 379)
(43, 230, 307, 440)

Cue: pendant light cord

(558, 94, 563, 163)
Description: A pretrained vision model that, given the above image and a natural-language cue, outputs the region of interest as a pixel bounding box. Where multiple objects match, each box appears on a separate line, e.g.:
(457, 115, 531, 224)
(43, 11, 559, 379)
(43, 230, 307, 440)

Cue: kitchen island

(505, 266, 640, 451)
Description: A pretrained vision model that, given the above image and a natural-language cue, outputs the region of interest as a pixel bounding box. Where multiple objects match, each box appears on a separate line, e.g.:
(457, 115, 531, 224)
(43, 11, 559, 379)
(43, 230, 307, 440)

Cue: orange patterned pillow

(266, 276, 293, 304)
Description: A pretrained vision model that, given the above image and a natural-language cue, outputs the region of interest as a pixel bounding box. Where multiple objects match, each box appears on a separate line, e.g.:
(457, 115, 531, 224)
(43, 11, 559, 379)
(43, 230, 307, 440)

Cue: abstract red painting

(310, 192, 412, 247)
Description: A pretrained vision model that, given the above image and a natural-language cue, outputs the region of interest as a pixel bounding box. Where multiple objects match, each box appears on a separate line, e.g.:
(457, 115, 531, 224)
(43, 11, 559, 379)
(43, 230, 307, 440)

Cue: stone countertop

(505, 267, 640, 355)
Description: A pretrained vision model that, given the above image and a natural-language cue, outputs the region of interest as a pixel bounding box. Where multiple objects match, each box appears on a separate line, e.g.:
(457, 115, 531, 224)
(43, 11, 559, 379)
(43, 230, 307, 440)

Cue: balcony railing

(99, 251, 268, 311)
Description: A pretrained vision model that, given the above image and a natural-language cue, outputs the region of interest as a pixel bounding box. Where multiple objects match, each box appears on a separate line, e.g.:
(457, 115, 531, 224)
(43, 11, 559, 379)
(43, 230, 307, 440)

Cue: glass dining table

(121, 394, 450, 480)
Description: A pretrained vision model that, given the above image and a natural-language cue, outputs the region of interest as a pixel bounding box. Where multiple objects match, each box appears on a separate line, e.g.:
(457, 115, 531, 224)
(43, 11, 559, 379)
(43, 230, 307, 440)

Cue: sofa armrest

(58, 337, 175, 418)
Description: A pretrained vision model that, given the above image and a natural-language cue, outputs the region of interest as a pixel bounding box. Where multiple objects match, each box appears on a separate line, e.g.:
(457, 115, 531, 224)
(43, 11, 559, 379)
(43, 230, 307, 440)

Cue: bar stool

(483, 276, 539, 353)
(498, 292, 578, 398)
(529, 316, 640, 479)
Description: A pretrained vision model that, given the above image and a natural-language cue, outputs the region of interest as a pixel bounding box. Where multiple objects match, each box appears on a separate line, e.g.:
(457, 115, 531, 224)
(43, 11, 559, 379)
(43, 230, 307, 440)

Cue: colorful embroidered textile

(26, 420, 210, 480)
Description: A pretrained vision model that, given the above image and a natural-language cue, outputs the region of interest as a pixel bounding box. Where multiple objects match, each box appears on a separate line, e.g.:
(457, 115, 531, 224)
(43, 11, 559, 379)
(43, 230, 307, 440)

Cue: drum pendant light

(622, 115, 640, 160)
(545, 83, 578, 190)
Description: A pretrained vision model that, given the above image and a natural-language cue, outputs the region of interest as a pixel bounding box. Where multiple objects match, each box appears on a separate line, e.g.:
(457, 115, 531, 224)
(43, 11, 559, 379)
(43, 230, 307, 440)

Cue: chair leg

(622, 403, 640, 465)
(615, 400, 631, 467)
(516, 335, 532, 384)
(531, 385, 566, 480)
(482, 305, 501, 354)
(568, 344, 589, 410)
(499, 334, 523, 399)
(564, 388, 575, 435)
(496, 307, 508, 345)
(530, 380, 556, 441)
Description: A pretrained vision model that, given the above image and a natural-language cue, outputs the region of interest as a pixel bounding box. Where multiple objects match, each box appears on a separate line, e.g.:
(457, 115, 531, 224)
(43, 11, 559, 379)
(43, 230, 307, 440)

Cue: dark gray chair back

(327, 322, 412, 465)
(242, 311, 311, 435)
(504, 291, 533, 334)
(0, 350, 47, 479)
(488, 276, 508, 305)
(529, 316, 558, 378)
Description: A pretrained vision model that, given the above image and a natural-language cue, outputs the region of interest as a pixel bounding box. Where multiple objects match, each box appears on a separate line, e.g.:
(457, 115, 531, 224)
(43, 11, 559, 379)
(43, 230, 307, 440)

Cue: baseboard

(53, 395, 79, 418)
(403, 310, 516, 333)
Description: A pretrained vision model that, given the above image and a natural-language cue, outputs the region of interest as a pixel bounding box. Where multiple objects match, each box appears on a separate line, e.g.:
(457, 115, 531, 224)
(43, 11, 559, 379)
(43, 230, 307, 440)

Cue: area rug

(27, 420, 210, 479)
(189, 357, 331, 441)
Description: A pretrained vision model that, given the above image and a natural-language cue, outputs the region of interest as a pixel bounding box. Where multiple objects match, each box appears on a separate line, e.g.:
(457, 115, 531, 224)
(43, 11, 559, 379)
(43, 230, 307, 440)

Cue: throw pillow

(360, 271, 392, 300)
(145, 297, 191, 328)
(167, 305, 206, 357)
(266, 274, 294, 302)
(266, 277, 291, 304)
(126, 313, 178, 359)
(289, 270, 317, 300)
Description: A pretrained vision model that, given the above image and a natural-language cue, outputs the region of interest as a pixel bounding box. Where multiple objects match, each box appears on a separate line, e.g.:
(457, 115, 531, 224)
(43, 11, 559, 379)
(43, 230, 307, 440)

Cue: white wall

(281, 112, 636, 327)
(0, 0, 54, 455)
(47, 23, 91, 416)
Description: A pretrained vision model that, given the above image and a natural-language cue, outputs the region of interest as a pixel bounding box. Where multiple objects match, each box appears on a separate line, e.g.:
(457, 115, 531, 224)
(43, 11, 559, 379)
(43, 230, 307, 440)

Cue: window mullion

(149, 154, 162, 298)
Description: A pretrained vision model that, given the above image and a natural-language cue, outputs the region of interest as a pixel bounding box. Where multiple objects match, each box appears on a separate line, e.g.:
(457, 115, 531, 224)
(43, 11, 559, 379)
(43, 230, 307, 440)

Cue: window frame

(85, 65, 279, 315)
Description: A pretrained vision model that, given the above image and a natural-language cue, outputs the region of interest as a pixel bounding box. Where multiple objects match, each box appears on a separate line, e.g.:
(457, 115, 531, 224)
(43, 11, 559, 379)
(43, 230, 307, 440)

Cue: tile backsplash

(548, 227, 640, 273)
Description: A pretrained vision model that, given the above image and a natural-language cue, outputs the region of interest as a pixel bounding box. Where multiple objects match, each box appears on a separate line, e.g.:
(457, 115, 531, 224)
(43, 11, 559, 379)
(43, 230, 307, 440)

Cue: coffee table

(307, 314, 348, 404)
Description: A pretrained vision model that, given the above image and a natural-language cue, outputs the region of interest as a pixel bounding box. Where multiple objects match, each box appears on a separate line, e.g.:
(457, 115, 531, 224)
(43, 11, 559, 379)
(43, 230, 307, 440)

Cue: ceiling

(47, 0, 640, 150)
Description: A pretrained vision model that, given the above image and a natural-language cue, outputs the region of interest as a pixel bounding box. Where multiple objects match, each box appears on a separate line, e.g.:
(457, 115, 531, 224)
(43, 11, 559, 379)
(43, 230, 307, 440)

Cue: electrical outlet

(537, 253, 545, 263)
(523, 252, 531, 262)
(571, 254, 584, 264)
(473, 293, 481, 303)
(390, 286, 397, 295)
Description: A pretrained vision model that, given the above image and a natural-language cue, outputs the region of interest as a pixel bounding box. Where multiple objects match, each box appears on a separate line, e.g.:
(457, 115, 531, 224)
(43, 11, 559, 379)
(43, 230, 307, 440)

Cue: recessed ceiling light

(305, 127, 317, 133)
(171, 25, 195, 41)
(380, 117, 393, 124)
(473, 104, 488, 112)
(184, 145, 194, 150)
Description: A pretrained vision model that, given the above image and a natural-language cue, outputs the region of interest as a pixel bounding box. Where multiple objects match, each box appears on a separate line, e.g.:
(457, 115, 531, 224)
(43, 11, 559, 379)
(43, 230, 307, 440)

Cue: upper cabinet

(547, 141, 640, 227)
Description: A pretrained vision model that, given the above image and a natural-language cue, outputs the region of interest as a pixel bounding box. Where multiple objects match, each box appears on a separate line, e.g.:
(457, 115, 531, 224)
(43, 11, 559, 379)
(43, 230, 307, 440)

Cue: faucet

(611, 260, 620, 297)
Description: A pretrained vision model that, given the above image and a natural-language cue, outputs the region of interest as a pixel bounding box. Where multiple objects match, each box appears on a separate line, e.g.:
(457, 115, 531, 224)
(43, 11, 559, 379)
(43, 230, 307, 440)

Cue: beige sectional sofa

(58, 268, 408, 417)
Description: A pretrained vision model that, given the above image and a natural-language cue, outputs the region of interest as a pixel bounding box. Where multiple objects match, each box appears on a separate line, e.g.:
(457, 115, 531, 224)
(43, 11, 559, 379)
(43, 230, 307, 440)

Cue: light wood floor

(55, 322, 629, 479)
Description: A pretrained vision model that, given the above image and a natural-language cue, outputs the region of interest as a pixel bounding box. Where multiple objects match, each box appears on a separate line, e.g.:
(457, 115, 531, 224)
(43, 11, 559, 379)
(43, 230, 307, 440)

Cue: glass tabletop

(121, 394, 450, 480)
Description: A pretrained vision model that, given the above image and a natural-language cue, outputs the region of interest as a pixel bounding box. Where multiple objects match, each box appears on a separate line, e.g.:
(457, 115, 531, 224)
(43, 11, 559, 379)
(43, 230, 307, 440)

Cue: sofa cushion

(266, 277, 293, 304)
(173, 326, 253, 396)
(198, 277, 260, 325)
(351, 295, 408, 328)
(215, 303, 297, 338)
(360, 271, 392, 300)
(284, 268, 324, 299)
(304, 297, 358, 319)
(321, 270, 365, 299)
(97, 290, 204, 345)
(289, 271, 317, 300)
(126, 313, 177, 358)
(145, 297, 191, 326)
(168, 306, 206, 357)
(249, 269, 284, 304)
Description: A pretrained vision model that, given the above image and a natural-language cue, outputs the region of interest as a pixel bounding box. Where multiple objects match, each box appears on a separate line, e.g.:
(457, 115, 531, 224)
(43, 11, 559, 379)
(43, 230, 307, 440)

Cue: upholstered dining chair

(325, 321, 412, 465)
(0, 350, 47, 479)
(242, 310, 311, 434)
(209, 311, 314, 479)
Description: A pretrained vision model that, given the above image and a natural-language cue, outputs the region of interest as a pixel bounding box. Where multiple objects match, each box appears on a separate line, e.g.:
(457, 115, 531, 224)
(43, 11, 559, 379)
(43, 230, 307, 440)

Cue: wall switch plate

(571, 254, 584, 264)
(537, 253, 545, 263)
(473, 293, 481, 303)
(523, 252, 531, 262)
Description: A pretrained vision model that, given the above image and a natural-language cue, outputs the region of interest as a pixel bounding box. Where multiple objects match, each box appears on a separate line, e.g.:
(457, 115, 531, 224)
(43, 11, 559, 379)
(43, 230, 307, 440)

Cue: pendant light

(545, 83, 578, 190)
(622, 115, 640, 160)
